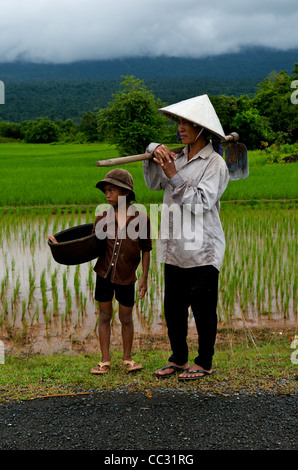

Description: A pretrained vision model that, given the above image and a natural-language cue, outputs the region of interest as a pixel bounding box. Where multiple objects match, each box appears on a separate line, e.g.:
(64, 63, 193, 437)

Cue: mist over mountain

(0, 47, 297, 122)
(1, 47, 297, 81)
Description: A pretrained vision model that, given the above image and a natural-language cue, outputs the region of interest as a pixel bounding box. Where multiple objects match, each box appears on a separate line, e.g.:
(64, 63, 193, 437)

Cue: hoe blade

(225, 142, 249, 180)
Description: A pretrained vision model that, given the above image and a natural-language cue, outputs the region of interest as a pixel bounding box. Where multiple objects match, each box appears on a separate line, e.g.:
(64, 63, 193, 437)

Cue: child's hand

(48, 235, 58, 244)
(138, 278, 147, 299)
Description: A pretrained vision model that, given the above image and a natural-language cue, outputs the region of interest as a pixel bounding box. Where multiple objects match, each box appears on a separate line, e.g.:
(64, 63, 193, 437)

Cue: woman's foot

(154, 362, 189, 379)
(178, 365, 215, 381)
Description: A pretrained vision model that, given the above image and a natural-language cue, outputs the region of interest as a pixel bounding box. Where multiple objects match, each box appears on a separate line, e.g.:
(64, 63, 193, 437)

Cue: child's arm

(138, 250, 150, 299)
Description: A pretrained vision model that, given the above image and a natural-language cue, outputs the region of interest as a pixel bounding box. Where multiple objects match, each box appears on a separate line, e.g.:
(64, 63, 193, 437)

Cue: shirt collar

(178, 142, 214, 162)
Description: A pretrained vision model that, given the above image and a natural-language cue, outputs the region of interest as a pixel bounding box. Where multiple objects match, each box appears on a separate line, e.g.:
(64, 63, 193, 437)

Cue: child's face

(104, 184, 128, 207)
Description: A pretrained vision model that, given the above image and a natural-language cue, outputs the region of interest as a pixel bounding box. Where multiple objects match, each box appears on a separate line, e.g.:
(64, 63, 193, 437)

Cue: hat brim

(159, 94, 226, 141)
(96, 178, 136, 201)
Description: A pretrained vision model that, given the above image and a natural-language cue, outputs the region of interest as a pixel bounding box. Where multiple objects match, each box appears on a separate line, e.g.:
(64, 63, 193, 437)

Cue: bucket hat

(159, 94, 226, 140)
(96, 168, 135, 200)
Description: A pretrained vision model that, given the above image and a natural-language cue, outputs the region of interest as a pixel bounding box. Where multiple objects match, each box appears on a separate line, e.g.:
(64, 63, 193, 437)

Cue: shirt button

(111, 263, 114, 266)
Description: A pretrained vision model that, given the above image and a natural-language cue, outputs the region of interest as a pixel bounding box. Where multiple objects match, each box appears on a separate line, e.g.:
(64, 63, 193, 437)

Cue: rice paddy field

(0, 142, 297, 354)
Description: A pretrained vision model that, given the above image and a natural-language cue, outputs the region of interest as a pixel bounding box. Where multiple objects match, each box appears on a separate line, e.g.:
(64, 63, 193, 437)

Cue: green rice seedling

(43, 211, 50, 237)
(40, 269, 48, 314)
(52, 208, 61, 235)
(65, 288, 72, 317)
(62, 270, 68, 294)
(51, 269, 59, 315)
(74, 265, 80, 299)
(21, 299, 26, 321)
(29, 230, 36, 248)
(27, 267, 36, 311)
(79, 291, 87, 316)
(93, 312, 99, 332)
(32, 304, 39, 326)
(3, 299, 8, 318)
(87, 263, 95, 293)
(12, 275, 20, 307)
(0, 267, 9, 300)
(11, 303, 17, 327)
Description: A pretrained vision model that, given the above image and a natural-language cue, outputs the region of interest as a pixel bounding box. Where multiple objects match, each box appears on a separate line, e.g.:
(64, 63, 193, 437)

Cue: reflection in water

(0, 207, 297, 354)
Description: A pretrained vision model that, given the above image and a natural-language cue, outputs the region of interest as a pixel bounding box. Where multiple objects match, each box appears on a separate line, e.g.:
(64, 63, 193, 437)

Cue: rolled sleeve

(168, 173, 184, 188)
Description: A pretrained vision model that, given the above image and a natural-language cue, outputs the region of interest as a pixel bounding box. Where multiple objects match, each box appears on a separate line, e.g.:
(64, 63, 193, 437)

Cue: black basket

(48, 223, 105, 265)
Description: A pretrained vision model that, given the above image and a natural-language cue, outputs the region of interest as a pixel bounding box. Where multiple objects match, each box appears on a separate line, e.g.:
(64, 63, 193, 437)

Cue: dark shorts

(95, 275, 135, 308)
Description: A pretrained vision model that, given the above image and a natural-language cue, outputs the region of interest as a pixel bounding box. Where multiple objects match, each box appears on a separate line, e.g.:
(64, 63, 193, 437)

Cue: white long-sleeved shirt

(143, 142, 229, 271)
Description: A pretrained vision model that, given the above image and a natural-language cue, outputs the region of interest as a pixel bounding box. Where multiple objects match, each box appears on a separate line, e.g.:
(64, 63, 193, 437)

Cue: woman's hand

(153, 145, 177, 179)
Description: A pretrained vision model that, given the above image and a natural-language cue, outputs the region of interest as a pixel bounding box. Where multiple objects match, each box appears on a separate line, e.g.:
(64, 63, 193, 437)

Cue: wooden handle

(95, 134, 239, 167)
(95, 146, 184, 167)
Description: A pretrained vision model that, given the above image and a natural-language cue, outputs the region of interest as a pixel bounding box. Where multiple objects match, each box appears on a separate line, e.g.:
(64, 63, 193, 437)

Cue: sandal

(178, 369, 216, 381)
(90, 361, 111, 374)
(122, 360, 142, 372)
(154, 364, 185, 379)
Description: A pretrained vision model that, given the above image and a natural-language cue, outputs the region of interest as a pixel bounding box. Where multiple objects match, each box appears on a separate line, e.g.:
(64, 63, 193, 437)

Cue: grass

(0, 328, 296, 403)
(0, 142, 297, 206)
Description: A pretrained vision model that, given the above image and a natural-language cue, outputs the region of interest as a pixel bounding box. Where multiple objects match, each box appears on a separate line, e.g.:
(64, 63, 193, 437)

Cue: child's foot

(90, 361, 111, 374)
(122, 360, 142, 372)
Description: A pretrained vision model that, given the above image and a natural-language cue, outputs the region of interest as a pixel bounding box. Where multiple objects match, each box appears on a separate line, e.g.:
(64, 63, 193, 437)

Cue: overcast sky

(0, 0, 298, 63)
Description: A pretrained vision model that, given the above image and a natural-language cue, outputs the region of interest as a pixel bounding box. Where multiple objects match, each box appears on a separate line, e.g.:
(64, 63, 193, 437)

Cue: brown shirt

(93, 206, 152, 285)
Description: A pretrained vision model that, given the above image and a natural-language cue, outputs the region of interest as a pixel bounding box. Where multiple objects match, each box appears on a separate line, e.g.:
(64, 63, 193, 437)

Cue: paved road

(0, 389, 296, 453)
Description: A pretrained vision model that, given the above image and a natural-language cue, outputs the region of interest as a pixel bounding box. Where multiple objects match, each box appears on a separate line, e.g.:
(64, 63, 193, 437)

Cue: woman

(143, 94, 230, 381)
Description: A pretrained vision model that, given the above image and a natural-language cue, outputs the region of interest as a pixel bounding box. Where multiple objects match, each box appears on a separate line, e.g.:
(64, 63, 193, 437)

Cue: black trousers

(164, 263, 219, 370)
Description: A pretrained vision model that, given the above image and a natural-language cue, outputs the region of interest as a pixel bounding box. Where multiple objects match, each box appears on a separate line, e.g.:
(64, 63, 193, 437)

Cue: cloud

(0, 0, 297, 63)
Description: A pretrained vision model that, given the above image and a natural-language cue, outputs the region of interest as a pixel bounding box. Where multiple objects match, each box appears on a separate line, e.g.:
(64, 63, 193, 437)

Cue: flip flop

(154, 365, 185, 379)
(178, 369, 216, 381)
(90, 361, 111, 374)
(123, 360, 143, 372)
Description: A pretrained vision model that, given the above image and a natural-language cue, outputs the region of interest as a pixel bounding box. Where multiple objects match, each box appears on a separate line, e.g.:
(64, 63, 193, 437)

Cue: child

(90, 169, 152, 374)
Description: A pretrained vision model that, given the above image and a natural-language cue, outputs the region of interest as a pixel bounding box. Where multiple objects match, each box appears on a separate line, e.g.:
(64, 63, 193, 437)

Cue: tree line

(0, 64, 297, 152)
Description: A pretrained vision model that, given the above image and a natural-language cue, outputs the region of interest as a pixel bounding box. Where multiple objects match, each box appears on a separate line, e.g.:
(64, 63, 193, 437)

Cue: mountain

(0, 47, 297, 81)
(0, 47, 297, 122)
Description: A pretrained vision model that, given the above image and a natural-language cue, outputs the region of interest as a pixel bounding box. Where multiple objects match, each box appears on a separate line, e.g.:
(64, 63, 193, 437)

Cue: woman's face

(177, 119, 201, 145)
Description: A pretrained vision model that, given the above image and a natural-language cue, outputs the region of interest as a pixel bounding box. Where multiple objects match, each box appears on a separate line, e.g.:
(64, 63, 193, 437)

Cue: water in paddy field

(0, 208, 296, 354)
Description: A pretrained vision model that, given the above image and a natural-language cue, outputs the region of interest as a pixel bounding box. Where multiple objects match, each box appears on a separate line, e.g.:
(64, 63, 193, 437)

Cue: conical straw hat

(159, 94, 226, 140)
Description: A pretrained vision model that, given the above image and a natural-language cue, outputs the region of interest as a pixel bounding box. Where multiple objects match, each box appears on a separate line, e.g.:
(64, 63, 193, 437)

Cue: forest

(0, 61, 297, 151)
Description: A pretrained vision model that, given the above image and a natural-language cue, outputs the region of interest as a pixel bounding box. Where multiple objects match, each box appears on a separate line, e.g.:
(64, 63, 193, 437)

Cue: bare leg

(119, 304, 142, 371)
(90, 301, 113, 374)
(98, 300, 113, 363)
(119, 303, 134, 361)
